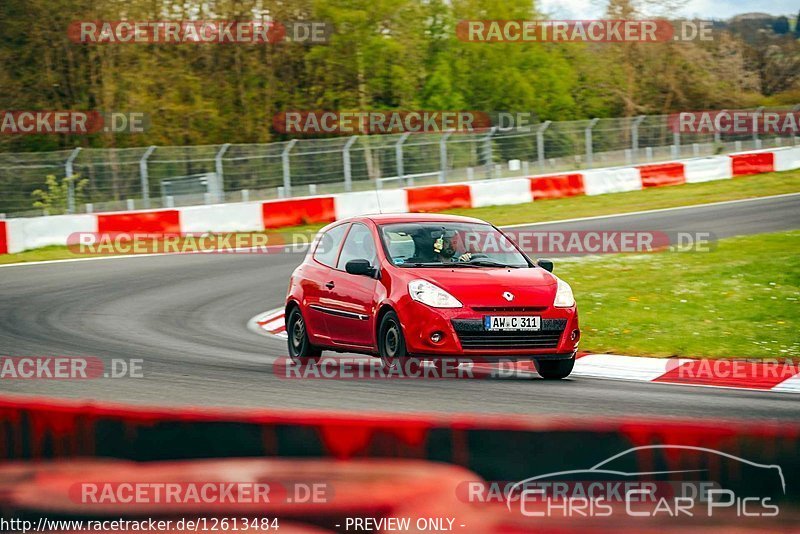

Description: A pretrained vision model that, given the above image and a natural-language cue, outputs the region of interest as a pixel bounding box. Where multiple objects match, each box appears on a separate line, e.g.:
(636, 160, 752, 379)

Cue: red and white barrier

(97, 209, 180, 236)
(4, 214, 97, 254)
(683, 156, 733, 183)
(773, 146, 800, 172)
(262, 196, 336, 229)
(406, 184, 472, 212)
(581, 167, 642, 196)
(180, 202, 264, 234)
(530, 173, 585, 199)
(334, 189, 408, 219)
(1, 147, 798, 254)
(468, 178, 533, 207)
(637, 162, 685, 188)
(730, 150, 774, 176)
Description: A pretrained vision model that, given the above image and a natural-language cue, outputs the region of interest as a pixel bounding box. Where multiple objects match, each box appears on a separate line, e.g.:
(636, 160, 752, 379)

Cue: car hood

(409, 267, 558, 307)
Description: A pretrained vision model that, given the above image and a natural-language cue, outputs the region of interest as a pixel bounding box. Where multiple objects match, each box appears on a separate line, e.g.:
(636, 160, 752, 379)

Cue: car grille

(451, 318, 567, 350)
(471, 306, 548, 312)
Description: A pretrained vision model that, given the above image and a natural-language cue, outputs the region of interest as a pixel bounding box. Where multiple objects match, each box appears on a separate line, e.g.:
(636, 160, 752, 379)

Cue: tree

(31, 174, 88, 214)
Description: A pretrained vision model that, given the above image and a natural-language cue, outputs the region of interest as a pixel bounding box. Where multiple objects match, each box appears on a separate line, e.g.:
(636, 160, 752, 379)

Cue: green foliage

(31, 174, 88, 214)
(0, 0, 796, 152)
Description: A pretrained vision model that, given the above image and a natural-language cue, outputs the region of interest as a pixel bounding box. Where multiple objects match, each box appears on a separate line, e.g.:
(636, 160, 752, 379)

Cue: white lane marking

(3, 192, 798, 268)
(248, 309, 800, 393)
(500, 192, 800, 229)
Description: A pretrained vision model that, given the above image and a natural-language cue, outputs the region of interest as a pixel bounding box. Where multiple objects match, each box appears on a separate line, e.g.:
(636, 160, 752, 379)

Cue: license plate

(484, 315, 541, 331)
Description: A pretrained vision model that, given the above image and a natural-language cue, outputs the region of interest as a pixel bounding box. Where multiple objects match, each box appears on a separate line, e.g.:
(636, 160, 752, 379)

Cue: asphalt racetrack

(1, 194, 799, 420)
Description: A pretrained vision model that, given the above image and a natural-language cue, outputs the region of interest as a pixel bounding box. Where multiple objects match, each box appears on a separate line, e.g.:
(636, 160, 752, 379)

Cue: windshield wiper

(403, 262, 480, 268)
(468, 259, 524, 268)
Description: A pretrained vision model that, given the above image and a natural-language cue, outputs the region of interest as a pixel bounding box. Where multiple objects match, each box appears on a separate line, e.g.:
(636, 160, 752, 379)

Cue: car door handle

(325, 281, 335, 289)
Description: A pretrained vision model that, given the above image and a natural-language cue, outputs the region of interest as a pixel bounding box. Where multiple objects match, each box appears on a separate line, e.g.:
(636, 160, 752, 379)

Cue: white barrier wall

(683, 156, 733, 183)
(773, 147, 800, 172)
(333, 190, 408, 219)
(180, 202, 264, 234)
(5, 214, 98, 254)
(468, 178, 533, 208)
(581, 167, 642, 196)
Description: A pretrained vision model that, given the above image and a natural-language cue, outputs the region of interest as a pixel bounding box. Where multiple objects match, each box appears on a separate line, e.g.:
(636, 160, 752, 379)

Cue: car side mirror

(536, 259, 554, 272)
(345, 259, 375, 277)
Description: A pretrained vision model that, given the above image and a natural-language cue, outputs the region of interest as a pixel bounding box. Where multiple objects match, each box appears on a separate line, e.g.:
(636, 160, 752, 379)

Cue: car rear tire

(534, 354, 575, 380)
(287, 307, 321, 364)
(378, 311, 419, 375)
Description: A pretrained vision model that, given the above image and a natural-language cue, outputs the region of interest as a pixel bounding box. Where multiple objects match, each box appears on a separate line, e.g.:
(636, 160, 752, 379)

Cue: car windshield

(379, 222, 529, 268)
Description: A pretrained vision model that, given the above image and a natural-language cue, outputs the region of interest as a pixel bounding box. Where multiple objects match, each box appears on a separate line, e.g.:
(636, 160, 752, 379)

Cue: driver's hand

(458, 252, 472, 262)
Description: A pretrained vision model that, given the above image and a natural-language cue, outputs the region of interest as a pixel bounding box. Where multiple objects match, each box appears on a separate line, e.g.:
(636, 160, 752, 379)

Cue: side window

(384, 231, 416, 260)
(313, 224, 348, 267)
(337, 224, 377, 269)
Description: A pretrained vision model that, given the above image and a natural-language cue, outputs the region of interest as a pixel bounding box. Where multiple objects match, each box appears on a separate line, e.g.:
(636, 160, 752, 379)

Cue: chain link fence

(0, 109, 797, 218)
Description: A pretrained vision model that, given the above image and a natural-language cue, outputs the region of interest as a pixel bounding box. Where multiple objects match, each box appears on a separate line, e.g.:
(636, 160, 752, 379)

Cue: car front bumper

(395, 298, 580, 360)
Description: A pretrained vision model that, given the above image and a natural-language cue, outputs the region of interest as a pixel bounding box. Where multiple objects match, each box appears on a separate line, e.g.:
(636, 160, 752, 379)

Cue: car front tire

(378, 311, 419, 374)
(534, 354, 575, 380)
(287, 307, 321, 363)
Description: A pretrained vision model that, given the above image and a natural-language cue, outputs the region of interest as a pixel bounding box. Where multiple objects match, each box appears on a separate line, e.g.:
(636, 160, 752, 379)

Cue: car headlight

(408, 279, 463, 308)
(553, 277, 575, 308)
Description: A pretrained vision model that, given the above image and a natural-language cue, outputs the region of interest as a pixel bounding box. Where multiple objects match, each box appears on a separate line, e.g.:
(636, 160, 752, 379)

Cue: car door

(322, 223, 379, 348)
(303, 223, 349, 342)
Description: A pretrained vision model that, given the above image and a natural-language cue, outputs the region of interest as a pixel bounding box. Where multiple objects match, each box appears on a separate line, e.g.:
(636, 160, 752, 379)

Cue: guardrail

(1, 146, 798, 255)
(1, 107, 797, 218)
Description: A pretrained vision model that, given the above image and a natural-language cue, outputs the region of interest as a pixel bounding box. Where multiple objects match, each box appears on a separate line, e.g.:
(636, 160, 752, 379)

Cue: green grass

(445, 169, 800, 226)
(556, 231, 799, 359)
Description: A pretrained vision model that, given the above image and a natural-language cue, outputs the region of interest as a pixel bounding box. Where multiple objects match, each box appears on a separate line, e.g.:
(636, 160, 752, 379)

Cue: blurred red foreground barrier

(0, 394, 798, 504)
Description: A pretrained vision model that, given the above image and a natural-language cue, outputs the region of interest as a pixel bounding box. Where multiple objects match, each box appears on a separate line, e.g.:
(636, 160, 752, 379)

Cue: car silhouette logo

(503, 291, 514, 301)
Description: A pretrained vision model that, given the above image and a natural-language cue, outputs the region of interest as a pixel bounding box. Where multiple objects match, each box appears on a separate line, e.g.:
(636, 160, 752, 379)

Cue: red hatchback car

(285, 213, 580, 379)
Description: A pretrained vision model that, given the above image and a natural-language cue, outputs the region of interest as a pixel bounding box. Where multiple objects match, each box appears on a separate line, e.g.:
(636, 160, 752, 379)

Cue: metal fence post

(714, 109, 725, 146)
(65, 147, 82, 214)
(395, 133, 410, 184)
(282, 140, 297, 197)
(439, 131, 453, 183)
(536, 121, 551, 170)
(672, 131, 680, 158)
(139, 145, 156, 208)
(585, 118, 599, 168)
(482, 127, 496, 178)
(343, 135, 358, 192)
(753, 106, 764, 149)
(214, 143, 231, 203)
(632, 115, 646, 163)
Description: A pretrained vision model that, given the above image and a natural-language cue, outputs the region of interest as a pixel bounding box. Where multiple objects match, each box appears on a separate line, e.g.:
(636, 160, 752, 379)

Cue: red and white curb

(248, 308, 288, 339)
(248, 308, 800, 393)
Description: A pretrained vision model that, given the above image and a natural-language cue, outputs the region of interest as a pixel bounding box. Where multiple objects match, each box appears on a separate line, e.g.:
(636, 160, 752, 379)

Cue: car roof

(361, 212, 489, 225)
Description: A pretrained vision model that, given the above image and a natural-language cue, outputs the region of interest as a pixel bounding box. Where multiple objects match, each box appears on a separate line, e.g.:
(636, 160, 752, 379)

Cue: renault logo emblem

(503, 291, 514, 301)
